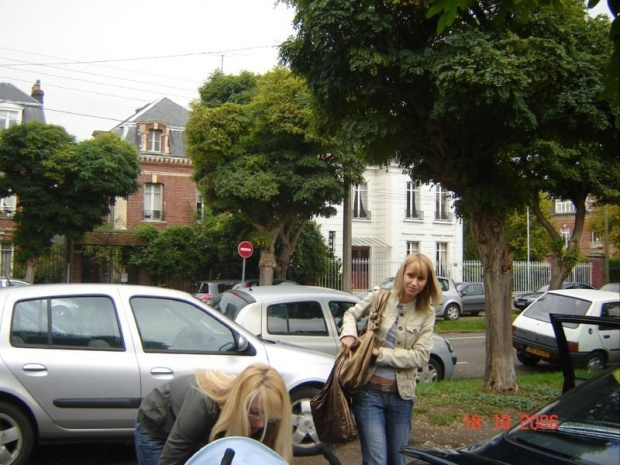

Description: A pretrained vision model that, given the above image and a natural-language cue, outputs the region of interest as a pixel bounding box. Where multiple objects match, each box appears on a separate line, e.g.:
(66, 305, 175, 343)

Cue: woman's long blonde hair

(195, 363, 292, 462)
(392, 253, 441, 312)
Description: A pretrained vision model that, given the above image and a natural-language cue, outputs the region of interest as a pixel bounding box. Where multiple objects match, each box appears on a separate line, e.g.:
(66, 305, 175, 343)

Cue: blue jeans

(134, 420, 166, 465)
(353, 384, 414, 465)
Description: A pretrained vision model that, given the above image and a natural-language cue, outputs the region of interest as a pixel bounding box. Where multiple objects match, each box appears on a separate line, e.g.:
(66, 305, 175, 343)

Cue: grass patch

(415, 372, 563, 427)
(434, 318, 486, 333)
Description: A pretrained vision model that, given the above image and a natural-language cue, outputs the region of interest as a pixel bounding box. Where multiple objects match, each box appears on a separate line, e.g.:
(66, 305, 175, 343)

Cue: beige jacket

(340, 288, 435, 400)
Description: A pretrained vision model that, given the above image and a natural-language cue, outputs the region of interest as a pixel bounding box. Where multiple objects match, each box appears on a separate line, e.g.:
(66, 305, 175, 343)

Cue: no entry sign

(238, 241, 254, 259)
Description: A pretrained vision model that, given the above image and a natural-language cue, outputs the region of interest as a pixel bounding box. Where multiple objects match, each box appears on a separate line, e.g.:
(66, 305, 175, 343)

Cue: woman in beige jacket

(340, 253, 441, 465)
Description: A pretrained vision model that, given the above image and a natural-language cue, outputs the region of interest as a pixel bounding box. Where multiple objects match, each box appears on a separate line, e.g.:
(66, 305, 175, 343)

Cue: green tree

(0, 123, 140, 282)
(281, 0, 616, 392)
(286, 220, 332, 284)
(589, 204, 620, 255)
(187, 68, 363, 285)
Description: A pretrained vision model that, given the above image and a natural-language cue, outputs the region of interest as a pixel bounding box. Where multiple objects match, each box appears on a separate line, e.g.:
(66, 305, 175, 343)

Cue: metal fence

(317, 258, 592, 295)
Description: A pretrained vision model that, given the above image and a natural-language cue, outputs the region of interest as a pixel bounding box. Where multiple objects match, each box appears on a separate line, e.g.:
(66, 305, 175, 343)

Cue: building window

(196, 189, 204, 220)
(591, 231, 601, 243)
(435, 185, 451, 221)
(0, 195, 16, 217)
(353, 183, 369, 219)
(0, 109, 19, 130)
(406, 241, 419, 255)
(555, 200, 575, 214)
(406, 182, 422, 219)
(144, 183, 163, 221)
(328, 231, 336, 253)
(435, 242, 448, 277)
(148, 129, 162, 152)
(561, 228, 570, 249)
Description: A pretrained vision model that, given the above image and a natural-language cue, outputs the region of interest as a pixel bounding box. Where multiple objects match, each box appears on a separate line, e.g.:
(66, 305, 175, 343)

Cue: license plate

(526, 346, 550, 358)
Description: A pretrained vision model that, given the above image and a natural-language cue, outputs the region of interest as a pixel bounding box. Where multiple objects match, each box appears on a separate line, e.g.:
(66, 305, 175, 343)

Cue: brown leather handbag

(338, 288, 390, 394)
(310, 349, 358, 444)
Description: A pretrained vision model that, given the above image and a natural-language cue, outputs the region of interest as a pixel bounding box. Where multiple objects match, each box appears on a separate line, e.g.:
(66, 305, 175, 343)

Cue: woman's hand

(341, 336, 356, 352)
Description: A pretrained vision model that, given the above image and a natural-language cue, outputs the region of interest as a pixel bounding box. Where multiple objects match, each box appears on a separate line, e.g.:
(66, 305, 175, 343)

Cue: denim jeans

(353, 384, 414, 465)
(134, 420, 166, 465)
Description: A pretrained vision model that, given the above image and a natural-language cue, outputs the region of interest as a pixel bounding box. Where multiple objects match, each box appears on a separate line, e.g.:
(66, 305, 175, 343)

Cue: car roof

(230, 285, 358, 301)
(547, 288, 619, 302)
(0, 282, 194, 299)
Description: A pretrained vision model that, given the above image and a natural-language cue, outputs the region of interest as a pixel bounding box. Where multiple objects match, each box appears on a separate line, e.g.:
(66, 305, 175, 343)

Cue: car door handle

(150, 367, 174, 376)
(22, 363, 48, 374)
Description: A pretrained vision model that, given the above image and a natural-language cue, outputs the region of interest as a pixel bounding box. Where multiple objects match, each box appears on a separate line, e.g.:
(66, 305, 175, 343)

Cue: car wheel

(0, 401, 35, 465)
(290, 386, 322, 456)
(584, 351, 607, 372)
(418, 356, 444, 383)
(443, 304, 460, 321)
(517, 350, 540, 366)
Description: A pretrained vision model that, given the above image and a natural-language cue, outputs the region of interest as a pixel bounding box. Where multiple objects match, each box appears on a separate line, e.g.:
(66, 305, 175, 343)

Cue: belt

(368, 376, 398, 392)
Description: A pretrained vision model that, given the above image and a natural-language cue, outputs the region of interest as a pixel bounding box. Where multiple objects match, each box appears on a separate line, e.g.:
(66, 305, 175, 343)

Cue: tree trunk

(276, 219, 308, 279)
(469, 210, 518, 393)
(25, 256, 38, 283)
(258, 232, 279, 285)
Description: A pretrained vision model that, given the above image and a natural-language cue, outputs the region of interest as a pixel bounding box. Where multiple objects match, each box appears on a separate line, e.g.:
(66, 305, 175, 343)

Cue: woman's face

(402, 263, 427, 303)
(248, 395, 268, 434)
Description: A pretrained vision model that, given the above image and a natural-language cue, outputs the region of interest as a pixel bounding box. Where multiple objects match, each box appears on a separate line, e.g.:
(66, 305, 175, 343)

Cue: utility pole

(343, 183, 352, 293)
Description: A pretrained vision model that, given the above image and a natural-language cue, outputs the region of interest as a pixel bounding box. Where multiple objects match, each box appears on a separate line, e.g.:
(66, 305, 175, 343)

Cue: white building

(314, 163, 463, 291)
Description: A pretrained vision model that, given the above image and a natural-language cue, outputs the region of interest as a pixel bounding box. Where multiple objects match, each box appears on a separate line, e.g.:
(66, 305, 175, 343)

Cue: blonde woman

(134, 363, 292, 465)
(340, 253, 441, 465)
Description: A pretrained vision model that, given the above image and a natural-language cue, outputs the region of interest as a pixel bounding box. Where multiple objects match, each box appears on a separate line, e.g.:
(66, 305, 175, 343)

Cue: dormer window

(139, 122, 169, 154)
(148, 129, 162, 152)
(0, 109, 19, 130)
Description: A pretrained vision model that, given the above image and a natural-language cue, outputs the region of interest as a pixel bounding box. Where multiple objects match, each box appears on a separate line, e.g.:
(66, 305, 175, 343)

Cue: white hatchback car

(512, 289, 620, 371)
(0, 284, 335, 464)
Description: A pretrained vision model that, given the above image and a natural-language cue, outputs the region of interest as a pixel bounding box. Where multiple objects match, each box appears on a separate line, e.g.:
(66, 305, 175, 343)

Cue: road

(28, 332, 559, 465)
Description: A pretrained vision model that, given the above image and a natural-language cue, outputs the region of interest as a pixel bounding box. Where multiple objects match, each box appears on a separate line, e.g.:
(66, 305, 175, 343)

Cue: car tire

(0, 401, 35, 465)
(517, 350, 540, 366)
(290, 386, 322, 456)
(417, 356, 444, 383)
(443, 304, 460, 321)
(583, 351, 607, 372)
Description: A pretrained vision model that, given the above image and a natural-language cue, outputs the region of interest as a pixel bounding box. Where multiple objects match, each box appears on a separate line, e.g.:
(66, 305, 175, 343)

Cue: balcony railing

(435, 211, 453, 221)
(405, 209, 424, 220)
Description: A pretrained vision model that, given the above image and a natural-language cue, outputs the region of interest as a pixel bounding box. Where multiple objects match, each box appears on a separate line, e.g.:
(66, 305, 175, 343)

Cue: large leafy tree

(281, 0, 616, 392)
(0, 123, 140, 281)
(187, 68, 363, 284)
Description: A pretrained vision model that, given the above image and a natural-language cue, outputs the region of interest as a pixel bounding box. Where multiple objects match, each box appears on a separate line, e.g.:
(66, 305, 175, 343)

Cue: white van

(512, 289, 620, 371)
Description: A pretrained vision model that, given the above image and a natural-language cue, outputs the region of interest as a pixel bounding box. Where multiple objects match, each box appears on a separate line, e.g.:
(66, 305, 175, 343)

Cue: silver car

(210, 285, 457, 382)
(0, 283, 335, 464)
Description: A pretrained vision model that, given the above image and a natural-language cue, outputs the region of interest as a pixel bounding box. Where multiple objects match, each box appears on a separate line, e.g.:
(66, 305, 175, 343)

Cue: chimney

(31, 80, 44, 104)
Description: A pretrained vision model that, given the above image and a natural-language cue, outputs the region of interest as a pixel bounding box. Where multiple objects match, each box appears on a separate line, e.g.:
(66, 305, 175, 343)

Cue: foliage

(0, 123, 140, 270)
(286, 221, 332, 284)
(187, 67, 364, 282)
(588, 204, 620, 254)
(128, 226, 200, 285)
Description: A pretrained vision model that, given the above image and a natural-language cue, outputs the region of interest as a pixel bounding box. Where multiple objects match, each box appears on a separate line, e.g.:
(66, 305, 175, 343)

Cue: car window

(328, 300, 357, 330)
(131, 296, 237, 352)
(470, 284, 483, 295)
(266, 300, 328, 336)
(438, 278, 450, 292)
(523, 293, 591, 328)
(210, 292, 252, 320)
(10, 296, 123, 349)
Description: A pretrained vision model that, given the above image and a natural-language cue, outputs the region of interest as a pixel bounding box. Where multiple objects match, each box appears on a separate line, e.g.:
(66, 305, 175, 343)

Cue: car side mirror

(237, 334, 249, 352)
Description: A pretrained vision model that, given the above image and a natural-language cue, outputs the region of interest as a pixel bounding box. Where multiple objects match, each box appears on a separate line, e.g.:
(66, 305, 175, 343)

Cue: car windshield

(507, 366, 620, 464)
(522, 293, 591, 327)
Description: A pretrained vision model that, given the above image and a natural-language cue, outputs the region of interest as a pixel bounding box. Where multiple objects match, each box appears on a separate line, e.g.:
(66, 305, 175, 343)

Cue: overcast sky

(1, 0, 296, 140)
(0, 1, 613, 141)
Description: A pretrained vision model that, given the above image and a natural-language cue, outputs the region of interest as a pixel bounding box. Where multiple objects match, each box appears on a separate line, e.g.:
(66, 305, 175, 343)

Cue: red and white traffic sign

(237, 241, 254, 259)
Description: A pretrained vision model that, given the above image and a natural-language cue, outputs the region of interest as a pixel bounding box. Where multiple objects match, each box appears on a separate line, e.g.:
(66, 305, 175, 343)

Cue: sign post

(237, 241, 254, 284)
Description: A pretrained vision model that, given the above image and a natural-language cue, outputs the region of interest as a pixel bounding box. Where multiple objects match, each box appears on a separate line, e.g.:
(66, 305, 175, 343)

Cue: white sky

(0, 1, 613, 141)
(0, 0, 296, 140)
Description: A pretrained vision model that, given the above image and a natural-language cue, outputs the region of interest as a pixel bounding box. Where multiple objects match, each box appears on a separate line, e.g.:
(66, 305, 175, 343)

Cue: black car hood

(401, 444, 510, 464)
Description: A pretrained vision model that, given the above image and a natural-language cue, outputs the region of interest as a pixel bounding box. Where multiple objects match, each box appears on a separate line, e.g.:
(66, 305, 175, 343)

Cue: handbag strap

(367, 288, 390, 331)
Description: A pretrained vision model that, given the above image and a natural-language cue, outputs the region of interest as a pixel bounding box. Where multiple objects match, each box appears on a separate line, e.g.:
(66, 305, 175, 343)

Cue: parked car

(378, 276, 464, 321)
(402, 314, 620, 465)
(232, 278, 299, 290)
(600, 282, 620, 293)
(0, 278, 30, 287)
(0, 283, 336, 464)
(193, 279, 239, 303)
(512, 289, 620, 370)
(513, 281, 596, 311)
(210, 285, 457, 382)
(456, 282, 485, 315)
